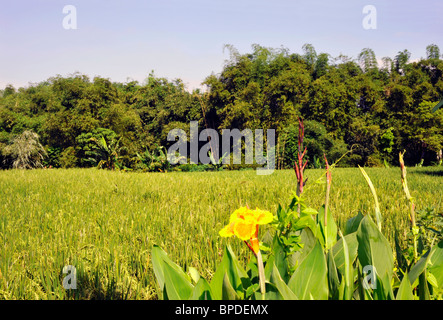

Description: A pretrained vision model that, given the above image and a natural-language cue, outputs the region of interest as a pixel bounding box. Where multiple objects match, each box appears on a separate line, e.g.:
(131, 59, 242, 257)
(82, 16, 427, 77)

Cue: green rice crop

(0, 167, 441, 299)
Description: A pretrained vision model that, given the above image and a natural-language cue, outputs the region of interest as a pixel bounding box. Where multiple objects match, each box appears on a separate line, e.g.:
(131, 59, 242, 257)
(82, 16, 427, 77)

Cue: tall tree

(426, 44, 441, 60)
(302, 43, 317, 68)
(313, 53, 330, 79)
(381, 57, 393, 73)
(358, 48, 378, 73)
(395, 50, 411, 75)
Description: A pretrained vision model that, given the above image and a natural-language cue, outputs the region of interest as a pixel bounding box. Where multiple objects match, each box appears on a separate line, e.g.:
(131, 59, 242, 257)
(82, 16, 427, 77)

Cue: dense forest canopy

(0, 44, 442, 170)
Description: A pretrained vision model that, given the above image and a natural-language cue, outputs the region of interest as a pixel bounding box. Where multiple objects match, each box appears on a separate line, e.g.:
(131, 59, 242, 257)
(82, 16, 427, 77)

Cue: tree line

(0, 44, 442, 171)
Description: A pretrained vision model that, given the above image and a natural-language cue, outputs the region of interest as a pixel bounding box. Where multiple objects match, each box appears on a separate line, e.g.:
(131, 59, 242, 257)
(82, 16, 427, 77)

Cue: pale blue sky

(0, 0, 442, 91)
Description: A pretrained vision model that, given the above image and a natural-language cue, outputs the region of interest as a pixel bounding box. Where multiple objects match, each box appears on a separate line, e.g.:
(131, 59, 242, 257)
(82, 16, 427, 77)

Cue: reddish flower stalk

(324, 154, 332, 228)
(243, 225, 259, 257)
(293, 117, 308, 216)
(294, 117, 308, 197)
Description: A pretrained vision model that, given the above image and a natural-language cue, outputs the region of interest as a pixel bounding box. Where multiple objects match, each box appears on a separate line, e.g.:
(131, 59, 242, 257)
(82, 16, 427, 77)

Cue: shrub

(59, 146, 77, 168)
(2, 130, 47, 169)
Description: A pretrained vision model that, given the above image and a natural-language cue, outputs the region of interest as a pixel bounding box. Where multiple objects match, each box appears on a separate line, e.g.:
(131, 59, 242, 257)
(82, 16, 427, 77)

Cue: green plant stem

(410, 201, 418, 263)
(400, 151, 418, 263)
(296, 187, 301, 216)
(324, 185, 330, 250)
(256, 250, 266, 300)
(324, 155, 331, 251)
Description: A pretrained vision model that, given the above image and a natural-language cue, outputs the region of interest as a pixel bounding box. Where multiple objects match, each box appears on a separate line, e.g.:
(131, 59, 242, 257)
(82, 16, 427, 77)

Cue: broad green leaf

(247, 255, 259, 276)
(419, 272, 431, 300)
(408, 241, 443, 299)
(151, 245, 168, 297)
(222, 272, 241, 300)
(293, 214, 317, 230)
(261, 282, 283, 300)
(327, 249, 340, 300)
(332, 232, 358, 276)
(151, 245, 191, 299)
(356, 215, 394, 299)
(394, 230, 409, 273)
(210, 245, 249, 300)
(288, 241, 328, 300)
(338, 277, 346, 300)
(272, 235, 289, 282)
(396, 273, 414, 300)
(427, 240, 443, 289)
(270, 264, 298, 300)
(189, 267, 200, 284)
(373, 273, 392, 300)
(245, 282, 259, 298)
(339, 230, 354, 300)
(345, 212, 364, 235)
(408, 249, 431, 286)
(264, 254, 274, 282)
(163, 259, 194, 300)
(276, 204, 283, 221)
(316, 205, 337, 250)
(289, 227, 317, 268)
(189, 278, 213, 300)
(427, 272, 438, 289)
(300, 207, 318, 217)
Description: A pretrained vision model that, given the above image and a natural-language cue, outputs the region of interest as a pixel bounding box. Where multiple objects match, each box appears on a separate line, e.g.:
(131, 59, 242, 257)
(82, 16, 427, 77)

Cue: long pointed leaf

(151, 245, 192, 299)
(270, 264, 298, 300)
(356, 215, 394, 299)
(317, 205, 337, 250)
(339, 230, 354, 300)
(396, 273, 414, 300)
(163, 260, 194, 300)
(210, 245, 249, 300)
(427, 240, 443, 289)
(358, 166, 382, 231)
(327, 249, 340, 300)
(189, 278, 213, 300)
(332, 232, 358, 276)
(288, 241, 328, 300)
(222, 273, 241, 300)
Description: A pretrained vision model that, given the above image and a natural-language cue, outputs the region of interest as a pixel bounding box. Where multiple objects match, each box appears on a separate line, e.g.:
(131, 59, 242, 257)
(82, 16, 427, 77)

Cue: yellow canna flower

(219, 206, 273, 254)
(219, 206, 271, 299)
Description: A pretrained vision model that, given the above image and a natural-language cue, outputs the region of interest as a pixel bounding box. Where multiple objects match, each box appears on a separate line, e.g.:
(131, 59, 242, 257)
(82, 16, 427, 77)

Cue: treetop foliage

(1, 44, 442, 170)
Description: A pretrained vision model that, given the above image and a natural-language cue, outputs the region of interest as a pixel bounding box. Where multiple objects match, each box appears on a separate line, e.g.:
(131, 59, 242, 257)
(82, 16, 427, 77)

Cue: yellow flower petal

(233, 218, 256, 240)
(219, 222, 235, 237)
(253, 209, 274, 225)
(230, 206, 249, 221)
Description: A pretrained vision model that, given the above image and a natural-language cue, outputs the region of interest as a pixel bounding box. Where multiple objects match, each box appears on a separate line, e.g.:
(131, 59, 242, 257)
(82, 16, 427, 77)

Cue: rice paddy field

(0, 167, 442, 299)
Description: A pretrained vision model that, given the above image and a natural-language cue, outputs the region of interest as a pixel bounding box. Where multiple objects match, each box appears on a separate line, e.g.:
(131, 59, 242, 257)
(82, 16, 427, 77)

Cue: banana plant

(137, 145, 172, 172)
(89, 135, 123, 170)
